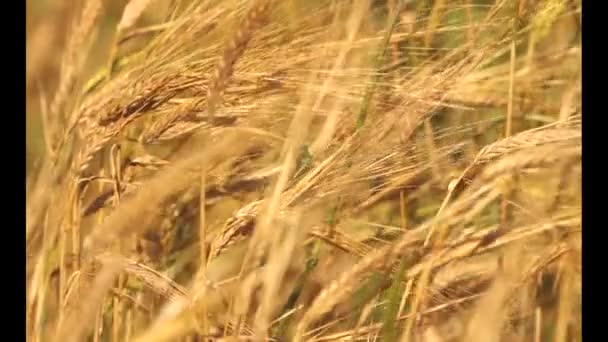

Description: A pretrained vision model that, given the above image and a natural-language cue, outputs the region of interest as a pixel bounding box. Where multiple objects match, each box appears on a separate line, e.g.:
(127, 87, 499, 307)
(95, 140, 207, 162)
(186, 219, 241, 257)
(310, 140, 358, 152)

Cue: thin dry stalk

(399, 256, 434, 342)
(198, 159, 210, 338)
(554, 257, 576, 342)
(505, 23, 517, 138)
(534, 307, 542, 342)
(501, 14, 518, 229)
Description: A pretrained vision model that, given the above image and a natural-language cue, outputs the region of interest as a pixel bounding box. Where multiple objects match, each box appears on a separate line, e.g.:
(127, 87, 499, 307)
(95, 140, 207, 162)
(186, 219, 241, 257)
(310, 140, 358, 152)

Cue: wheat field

(26, 0, 581, 341)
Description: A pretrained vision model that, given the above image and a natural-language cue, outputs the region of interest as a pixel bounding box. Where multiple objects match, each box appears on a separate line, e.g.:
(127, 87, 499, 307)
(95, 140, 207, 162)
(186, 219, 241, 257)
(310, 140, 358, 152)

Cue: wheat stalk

(206, 0, 273, 120)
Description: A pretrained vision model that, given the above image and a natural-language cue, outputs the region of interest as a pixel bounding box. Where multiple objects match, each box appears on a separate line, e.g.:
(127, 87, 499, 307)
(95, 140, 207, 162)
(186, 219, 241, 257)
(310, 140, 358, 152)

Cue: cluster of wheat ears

(26, 0, 581, 341)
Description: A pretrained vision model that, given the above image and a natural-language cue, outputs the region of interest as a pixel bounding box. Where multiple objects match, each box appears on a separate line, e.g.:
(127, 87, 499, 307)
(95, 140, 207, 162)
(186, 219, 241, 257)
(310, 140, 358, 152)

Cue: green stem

(356, 1, 404, 129)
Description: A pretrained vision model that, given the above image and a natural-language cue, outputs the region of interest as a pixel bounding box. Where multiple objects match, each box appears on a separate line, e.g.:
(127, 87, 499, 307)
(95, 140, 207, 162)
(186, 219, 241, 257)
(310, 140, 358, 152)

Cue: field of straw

(26, 0, 581, 341)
